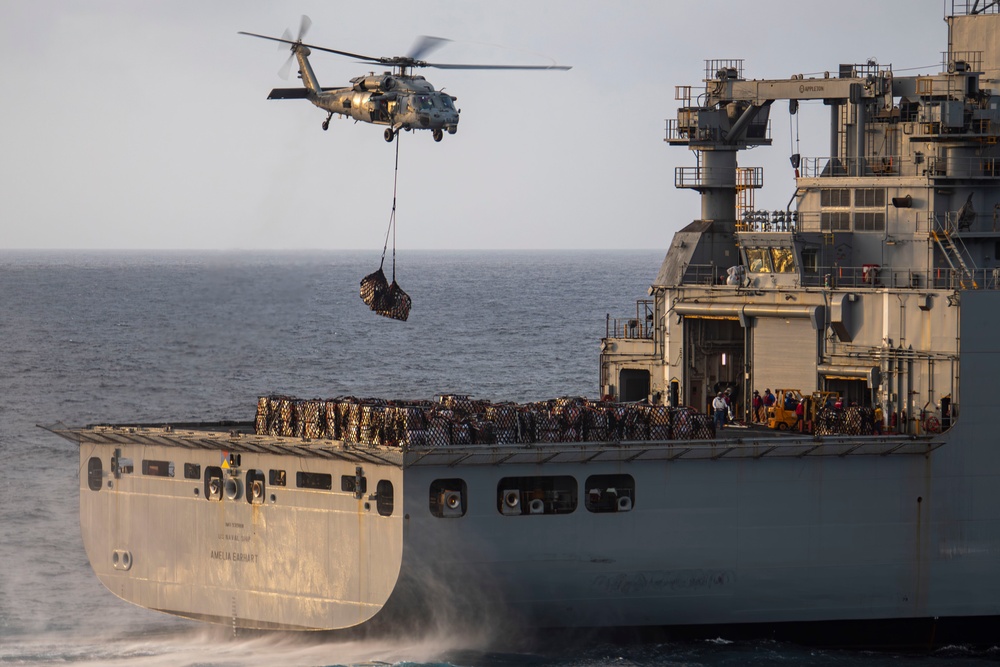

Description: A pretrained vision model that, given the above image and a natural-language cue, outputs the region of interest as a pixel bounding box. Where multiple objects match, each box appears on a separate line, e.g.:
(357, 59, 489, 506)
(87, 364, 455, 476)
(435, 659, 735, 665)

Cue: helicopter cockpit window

(770, 247, 796, 273)
(439, 96, 456, 110)
(416, 95, 434, 111)
(745, 247, 772, 273)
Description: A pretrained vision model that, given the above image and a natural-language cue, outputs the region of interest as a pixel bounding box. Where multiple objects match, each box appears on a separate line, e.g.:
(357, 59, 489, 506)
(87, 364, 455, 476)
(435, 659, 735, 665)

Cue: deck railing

(950, 0, 1000, 16)
(606, 300, 655, 340)
(798, 154, 999, 179)
(679, 264, 1000, 290)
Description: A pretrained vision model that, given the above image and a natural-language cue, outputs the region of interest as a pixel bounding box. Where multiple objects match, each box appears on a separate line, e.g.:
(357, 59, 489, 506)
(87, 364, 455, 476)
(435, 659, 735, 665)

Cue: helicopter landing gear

(384, 127, 395, 142)
(322, 112, 332, 131)
(432, 129, 444, 142)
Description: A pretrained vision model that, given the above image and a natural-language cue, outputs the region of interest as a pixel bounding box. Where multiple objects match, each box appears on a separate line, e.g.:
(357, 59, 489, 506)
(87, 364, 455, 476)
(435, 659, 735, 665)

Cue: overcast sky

(0, 1, 948, 250)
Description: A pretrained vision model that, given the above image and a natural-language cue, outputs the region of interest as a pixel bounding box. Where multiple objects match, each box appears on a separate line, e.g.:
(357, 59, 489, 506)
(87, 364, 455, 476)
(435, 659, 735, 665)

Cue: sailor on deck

(713, 392, 728, 430)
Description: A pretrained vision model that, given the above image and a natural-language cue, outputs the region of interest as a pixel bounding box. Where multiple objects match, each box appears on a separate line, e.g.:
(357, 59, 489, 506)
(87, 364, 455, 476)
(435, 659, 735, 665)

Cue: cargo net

(255, 395, 716, 447)
(360, 268, 411, 321)
(812, 406, 877, 436)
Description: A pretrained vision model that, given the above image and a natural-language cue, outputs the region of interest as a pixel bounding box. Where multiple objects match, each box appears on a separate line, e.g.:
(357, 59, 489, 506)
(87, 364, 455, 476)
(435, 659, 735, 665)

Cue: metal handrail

(798, 153, 999, 179)
(606, 300, 655, 340)
(679, 263, 1000, 290)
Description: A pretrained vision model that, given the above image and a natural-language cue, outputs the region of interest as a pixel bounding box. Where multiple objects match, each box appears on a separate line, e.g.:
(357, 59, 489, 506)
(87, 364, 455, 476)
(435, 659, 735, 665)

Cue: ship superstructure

(601, 3, 1000, 434)
(52, 3, 1000, 643)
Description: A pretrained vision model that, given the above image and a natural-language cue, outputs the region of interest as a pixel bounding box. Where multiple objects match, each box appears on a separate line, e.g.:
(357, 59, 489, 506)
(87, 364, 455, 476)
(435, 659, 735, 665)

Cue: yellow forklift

(768, 389, 839, 432)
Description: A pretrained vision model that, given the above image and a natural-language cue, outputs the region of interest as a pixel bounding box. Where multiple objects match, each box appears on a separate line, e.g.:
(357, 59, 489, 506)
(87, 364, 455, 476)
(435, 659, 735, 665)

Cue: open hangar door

(680, 316, 745, 415)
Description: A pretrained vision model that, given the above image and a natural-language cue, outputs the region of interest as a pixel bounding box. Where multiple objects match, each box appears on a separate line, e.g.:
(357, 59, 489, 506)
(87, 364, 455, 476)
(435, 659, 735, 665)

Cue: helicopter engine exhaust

(352, 75, 395, 93)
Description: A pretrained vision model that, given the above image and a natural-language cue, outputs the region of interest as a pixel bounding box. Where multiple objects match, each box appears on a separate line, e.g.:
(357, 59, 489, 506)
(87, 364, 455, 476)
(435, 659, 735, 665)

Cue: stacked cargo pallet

(813, 406, 877, 436)
(254, 394, 717, 447)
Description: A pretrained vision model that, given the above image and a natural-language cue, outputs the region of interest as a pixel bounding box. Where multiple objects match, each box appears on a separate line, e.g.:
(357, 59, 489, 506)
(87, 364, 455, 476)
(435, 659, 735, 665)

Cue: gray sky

(1, 1, 946, 250)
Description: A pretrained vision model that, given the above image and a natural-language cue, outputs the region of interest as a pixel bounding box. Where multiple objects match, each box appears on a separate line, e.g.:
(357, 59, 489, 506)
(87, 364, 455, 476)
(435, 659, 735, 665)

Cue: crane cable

(789, 101, 801, 177)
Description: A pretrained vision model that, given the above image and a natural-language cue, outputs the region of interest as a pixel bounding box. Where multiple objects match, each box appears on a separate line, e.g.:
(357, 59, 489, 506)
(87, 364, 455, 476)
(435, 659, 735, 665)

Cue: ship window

(821, 212, 851, 231)
(769, 247, 796, 273)
(801, 248, 818, 273)
(296, 472, 332, 490)
(341, 474, 368, 494)
(854, 188, 886, 208)
(821, 188, 851, 207)
(585, 474, 635, 513)
(854, 212, 885, 231)
(430, 478, 467, 518)
(497, 476, 577, 516)
(745, 247, 772, 273)
(87, 457, 103, 492)
(142, 460, 174, 477)
(269, 469, 287, 486)
(184, 463, 201, 480)
(376, 480, 394, 516)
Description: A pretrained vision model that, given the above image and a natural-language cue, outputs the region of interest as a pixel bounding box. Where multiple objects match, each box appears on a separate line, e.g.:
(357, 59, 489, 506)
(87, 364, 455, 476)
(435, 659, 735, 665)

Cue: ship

(49, 2, 1000, 645)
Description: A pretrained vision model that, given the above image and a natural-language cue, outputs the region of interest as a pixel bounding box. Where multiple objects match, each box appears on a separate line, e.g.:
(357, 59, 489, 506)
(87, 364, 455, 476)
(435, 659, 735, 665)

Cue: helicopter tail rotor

(276, 15, 312, 80)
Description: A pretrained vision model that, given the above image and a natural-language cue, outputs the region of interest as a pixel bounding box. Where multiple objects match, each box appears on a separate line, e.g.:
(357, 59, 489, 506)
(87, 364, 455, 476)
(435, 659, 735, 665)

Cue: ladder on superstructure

(931, 218, 979, 289)
(735, 168, 755, 231)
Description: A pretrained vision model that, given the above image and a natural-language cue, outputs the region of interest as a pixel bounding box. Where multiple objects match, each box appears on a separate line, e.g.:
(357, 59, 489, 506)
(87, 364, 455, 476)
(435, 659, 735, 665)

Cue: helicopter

(239, 17, 571, 142)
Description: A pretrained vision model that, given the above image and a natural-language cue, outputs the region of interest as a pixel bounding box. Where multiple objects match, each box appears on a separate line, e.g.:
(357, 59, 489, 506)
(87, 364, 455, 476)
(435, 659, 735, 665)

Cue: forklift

(768, 389, 839, 432)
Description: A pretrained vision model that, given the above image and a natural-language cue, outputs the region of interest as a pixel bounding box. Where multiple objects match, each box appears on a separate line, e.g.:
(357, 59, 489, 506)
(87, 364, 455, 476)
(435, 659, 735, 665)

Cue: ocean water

(1, 249, 998, 666)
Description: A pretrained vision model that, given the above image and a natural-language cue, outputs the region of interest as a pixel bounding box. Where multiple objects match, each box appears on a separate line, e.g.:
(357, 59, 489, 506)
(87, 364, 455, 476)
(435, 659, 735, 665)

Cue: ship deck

(45, 421, 945, 468)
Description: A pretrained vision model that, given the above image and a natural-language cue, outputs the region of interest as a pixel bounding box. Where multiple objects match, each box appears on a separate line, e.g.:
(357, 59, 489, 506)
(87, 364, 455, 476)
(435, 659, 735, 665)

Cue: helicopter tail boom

(292, 46, 323, 95)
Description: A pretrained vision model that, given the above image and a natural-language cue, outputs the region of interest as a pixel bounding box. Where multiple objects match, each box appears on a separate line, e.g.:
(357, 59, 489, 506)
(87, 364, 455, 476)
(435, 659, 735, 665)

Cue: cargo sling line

(380, 134, 400, 283)
(359, 134, 412, 321)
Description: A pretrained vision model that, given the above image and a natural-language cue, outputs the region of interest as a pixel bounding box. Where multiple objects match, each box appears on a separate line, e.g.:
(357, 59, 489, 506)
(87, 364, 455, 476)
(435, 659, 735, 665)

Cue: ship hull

(67, 385, 999, 636)
(77, 437, 404, 631)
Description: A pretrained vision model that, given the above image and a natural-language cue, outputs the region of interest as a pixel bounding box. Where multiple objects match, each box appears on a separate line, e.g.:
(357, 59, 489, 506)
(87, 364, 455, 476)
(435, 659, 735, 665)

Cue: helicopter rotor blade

(278, 53, 296, 80)
(306, 43, 384, 64)
(238, 32, 385, 65)
(297, 15, 312, 42)
(276, 28, 295, 79)
(239, 26, 571, 71)
(407, 35, 451, 61)
(423, 62, 572, 70)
